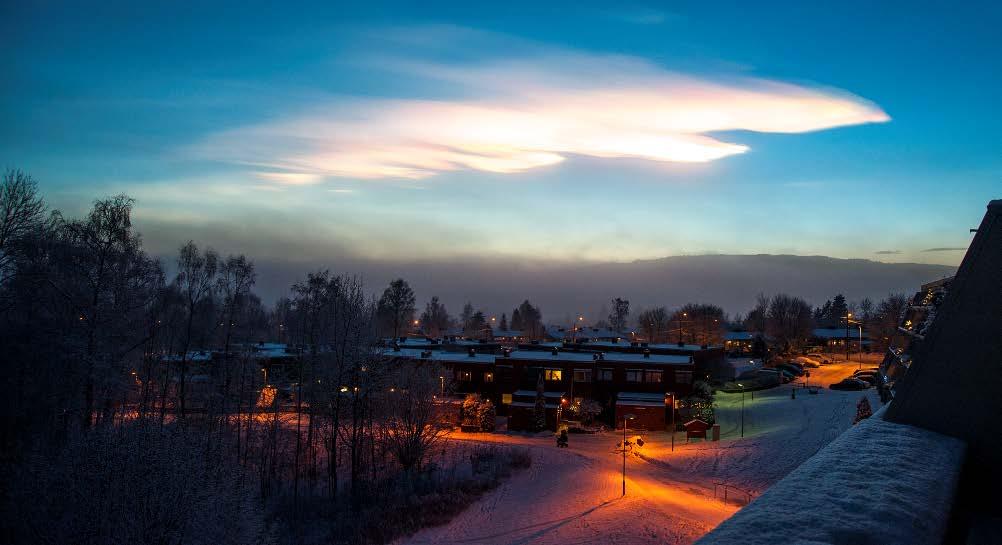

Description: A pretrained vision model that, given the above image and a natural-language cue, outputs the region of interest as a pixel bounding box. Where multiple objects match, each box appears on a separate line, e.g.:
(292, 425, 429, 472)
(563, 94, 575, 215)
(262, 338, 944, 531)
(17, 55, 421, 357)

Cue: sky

(2, 1, 999, 303)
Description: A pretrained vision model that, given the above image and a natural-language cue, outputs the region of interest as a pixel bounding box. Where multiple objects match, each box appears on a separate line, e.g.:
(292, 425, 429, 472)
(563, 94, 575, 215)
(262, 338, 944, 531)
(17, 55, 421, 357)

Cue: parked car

(794, 356, 821, 368)
(776, 363, 804, 376)
(852, 369, 879, 378)
(853, 374, 878, 386)
(829, 378, 869, 390)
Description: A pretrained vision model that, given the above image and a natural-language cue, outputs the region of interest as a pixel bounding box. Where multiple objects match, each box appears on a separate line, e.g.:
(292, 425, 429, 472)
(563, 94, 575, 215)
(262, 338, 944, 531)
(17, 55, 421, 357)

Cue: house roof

(503, 350, 691, 366)
(383, 348, 495, 364)
(725, 331, 756, 341)
(886, 199, 1002, 489)
(812, 328, 869, 339)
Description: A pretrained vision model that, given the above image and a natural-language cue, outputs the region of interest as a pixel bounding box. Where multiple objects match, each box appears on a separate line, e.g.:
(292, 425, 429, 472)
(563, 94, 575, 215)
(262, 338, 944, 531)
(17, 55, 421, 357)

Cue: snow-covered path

(403, 365, 880, 545)
(405, 432, 735, 545)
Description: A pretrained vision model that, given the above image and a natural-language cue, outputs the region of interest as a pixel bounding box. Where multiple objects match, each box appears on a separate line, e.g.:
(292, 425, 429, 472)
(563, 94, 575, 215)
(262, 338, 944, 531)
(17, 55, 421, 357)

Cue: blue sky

(3, 0, 999, 267)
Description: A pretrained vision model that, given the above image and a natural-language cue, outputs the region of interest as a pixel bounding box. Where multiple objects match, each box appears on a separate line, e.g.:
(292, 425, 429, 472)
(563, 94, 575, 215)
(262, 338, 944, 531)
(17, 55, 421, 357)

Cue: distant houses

(383, 331, 727, 432)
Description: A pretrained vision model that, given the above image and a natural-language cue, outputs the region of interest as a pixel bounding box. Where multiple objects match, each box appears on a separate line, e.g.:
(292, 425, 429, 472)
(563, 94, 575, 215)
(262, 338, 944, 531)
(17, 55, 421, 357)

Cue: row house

(384, 345, 695, 431)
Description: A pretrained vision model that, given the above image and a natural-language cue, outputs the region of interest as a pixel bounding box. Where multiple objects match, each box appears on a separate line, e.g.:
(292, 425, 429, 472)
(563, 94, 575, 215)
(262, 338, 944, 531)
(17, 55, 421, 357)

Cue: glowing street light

(622, 413, 636, 496)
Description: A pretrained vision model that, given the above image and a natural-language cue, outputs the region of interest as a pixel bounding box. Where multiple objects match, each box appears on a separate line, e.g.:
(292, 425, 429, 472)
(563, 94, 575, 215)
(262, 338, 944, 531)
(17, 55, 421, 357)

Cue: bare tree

(637, 306, 669, 343)
(608, 297, 630, 333)
(0, 169, 46, 288)
(766, 293, 814, 353)
(377, 278, 416, 339)
(174, 241, 218, 419)
(419, 295, 451, 337)
(381, 361, 451, 473)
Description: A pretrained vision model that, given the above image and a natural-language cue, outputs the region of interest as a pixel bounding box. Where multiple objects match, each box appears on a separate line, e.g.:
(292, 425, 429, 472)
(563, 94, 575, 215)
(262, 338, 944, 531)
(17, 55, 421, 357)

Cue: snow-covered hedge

(696, 408, 966, 545)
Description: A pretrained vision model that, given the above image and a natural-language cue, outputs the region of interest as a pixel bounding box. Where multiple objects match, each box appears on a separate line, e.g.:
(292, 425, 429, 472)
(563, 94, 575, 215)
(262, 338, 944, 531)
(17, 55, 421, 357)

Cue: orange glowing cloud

(197, 53, 889, 181)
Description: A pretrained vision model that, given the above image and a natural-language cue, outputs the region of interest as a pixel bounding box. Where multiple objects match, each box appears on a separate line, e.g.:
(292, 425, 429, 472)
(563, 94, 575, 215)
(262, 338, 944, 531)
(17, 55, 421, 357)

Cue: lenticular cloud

(199, 53, 889, 182)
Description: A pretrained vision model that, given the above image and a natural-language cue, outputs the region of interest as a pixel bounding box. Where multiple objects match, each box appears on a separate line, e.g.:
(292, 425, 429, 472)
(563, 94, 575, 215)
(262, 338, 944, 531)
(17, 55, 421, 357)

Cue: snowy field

(401, 361, 881, 545)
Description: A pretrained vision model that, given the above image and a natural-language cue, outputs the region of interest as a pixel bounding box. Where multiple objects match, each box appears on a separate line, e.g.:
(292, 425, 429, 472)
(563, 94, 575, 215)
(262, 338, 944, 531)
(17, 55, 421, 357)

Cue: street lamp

(622, 413, 636, 496)
(439, 375, 445, 397)
(667, 393, 676, 452)
(737, 383, 745, 438)
(261, 367, 268, 386)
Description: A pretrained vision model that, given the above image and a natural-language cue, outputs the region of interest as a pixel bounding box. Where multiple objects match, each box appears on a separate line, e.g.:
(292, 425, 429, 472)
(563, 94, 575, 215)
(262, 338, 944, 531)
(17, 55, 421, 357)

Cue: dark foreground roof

(886, 200, 1002, 487)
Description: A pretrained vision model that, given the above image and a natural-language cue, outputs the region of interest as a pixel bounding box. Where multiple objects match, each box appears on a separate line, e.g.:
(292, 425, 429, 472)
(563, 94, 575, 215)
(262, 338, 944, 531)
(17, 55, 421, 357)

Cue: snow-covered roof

(509, 401, 561, 408)
(513, 390, 564, 398)
(545, 325, 625, 340)
(383, 348, 495, 364)
(618, 392, 667, 402)
(615, 400, 665, 407)
(724, 331, 755, 341)
(695, 411, 965, 545)
(812, 328, 869, 339)
(162, 350, 213, 362)
(503, 350, 691, 366)
(584, 340, 715, 352)
(491, 329, 524, 337)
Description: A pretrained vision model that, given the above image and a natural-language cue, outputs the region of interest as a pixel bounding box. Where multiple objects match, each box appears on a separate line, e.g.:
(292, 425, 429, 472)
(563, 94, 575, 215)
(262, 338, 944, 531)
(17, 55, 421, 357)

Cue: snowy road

(402, 368, 880, 545)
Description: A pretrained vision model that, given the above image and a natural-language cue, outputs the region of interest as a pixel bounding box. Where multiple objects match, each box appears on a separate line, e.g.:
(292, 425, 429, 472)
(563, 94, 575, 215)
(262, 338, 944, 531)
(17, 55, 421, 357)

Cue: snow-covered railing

(696, 408, 966, 545)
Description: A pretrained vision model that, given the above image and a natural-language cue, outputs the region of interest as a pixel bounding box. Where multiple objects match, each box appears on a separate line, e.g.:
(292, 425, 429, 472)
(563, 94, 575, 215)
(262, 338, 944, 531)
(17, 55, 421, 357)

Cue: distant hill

(252, 254, 956, 320)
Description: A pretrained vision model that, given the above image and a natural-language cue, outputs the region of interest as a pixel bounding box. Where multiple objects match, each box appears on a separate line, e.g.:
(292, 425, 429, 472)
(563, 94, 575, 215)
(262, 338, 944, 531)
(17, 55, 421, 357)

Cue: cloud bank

(194, 38, 890, 182)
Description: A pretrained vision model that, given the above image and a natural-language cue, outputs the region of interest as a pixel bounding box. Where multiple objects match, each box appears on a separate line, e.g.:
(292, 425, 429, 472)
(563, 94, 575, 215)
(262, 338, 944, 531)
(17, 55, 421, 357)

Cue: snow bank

(696, 409, 965, 545)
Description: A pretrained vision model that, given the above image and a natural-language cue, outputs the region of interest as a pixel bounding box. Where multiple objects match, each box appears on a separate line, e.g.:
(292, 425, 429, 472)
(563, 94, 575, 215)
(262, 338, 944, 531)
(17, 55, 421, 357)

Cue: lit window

(644, 370, 663, 383)
(573, 369, 592, 382)
(484, 372, 494, 383)
(458, 370, 472, 382)
(598, 368, 613, 381)
(675, 370, 692, 384)
(502, 393, 512, 404)
(626, 370, 642, 382)
(544, 369, 562, 381)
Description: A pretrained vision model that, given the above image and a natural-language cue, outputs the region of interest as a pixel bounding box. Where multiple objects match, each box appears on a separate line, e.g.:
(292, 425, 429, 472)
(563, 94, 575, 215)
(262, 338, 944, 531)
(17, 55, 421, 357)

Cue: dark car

(853, 374, 879, 386)
(829, 378, 869, 390)
(776, 363, 804, 376)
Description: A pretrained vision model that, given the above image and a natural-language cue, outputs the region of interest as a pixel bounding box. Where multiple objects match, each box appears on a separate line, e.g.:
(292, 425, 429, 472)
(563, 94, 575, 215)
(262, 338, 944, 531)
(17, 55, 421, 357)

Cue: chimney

(643, 349, 651, 358)
(592, 353, 599, 361)
(468, 347, 476, 358)
(503, 348, 511, 358)
(551, 347, 559, 356)
(421, 350, 431, 359)
(598, 352, 605, 361)
(392, 344, 401, 352)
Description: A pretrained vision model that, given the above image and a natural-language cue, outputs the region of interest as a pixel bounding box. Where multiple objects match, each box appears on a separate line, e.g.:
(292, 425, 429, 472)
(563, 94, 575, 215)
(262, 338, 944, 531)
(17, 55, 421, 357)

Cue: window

(675, 370, 693, 384)
(502, 393, 512, 405)
(458, 370, 472, 382)
(544, 369, 562, 381)
(626, 369, 643, 383)
(484, 372, 494, 383)
(598, 368, 613, 381)
(573, 369, 592, 382)
(644, 370, 663, 383)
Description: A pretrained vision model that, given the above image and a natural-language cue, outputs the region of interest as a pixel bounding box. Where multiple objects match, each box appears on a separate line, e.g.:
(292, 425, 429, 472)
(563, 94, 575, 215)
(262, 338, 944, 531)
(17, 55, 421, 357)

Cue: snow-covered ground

(401, 362, 881, 545)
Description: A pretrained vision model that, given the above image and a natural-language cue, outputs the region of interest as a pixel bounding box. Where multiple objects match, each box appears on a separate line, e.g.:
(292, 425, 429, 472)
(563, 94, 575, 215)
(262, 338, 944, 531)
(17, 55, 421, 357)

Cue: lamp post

(738, 383, 745, 438)
(261, 367, 268, 386)
(668, 393, 676, 452)
(439, 375, 445, 397)
(622, 413, 635, 496)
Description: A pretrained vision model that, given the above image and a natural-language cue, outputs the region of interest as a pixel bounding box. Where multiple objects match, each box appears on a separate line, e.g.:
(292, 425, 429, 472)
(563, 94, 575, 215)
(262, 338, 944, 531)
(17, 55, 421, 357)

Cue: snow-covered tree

(854, 397, 873, 424)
